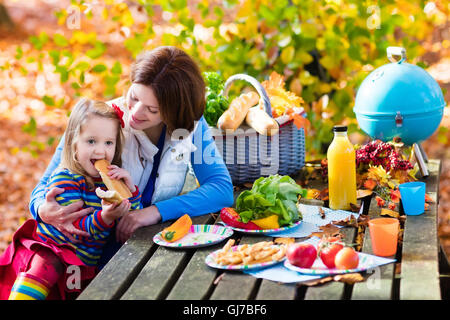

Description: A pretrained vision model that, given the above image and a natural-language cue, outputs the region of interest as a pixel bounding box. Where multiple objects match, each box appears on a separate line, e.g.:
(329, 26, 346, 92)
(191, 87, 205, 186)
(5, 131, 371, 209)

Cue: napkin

(266, 221, 319, 238)
(243, 237, 323, 283)
(245, 237, 396, 282)
(298, 203, 360, 227)
(265, 205, 359, 238)
(243, 263, 323, 283)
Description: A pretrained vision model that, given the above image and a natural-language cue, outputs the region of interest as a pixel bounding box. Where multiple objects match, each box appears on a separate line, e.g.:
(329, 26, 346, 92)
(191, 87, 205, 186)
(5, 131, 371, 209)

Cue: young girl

(0, 99, 142, 300)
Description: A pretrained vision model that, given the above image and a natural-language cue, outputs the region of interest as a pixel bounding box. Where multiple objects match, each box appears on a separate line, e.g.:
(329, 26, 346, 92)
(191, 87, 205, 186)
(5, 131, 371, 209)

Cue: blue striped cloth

(37, 168, 142, 266)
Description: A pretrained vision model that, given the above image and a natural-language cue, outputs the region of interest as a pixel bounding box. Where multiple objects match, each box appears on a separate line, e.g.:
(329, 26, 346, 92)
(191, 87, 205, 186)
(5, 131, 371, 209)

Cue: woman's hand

(38, 187, 92, 242)
(107, 165, 136, 193)
(115, 205, 162, 243)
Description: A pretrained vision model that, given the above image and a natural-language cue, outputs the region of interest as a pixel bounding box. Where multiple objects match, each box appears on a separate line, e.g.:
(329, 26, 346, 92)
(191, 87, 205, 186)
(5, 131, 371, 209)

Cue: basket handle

(222, 73, 273, 118)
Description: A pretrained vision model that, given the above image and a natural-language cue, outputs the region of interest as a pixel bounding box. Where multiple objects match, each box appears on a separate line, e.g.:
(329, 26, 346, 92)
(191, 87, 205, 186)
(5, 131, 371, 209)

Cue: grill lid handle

(395, 111, 403, 127)
(387, 46, 407, 64)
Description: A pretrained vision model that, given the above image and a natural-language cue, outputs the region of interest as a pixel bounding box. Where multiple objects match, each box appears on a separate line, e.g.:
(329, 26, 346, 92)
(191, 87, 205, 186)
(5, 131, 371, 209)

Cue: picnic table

(77, 159, 447, 301)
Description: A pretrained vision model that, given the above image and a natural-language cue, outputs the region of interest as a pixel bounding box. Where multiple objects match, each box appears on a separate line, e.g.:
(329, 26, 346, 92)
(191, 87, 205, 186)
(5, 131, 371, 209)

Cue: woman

(29, 46, 234, 267)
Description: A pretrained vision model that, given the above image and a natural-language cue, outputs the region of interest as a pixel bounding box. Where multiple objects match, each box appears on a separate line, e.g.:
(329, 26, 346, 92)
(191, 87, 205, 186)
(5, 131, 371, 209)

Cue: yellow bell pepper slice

(161, 214, 192, 242)
(251, 215, 280, 229)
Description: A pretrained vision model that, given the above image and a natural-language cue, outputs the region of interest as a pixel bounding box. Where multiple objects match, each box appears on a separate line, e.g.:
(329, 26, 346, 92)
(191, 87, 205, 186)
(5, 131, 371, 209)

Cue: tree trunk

(0, 3, 14, 29)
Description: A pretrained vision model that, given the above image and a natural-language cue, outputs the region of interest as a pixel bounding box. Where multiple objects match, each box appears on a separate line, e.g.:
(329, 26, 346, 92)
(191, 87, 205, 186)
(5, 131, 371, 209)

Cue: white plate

(284, 252, 395, 275)
(153, 224, 233, 249)
(205, 244, 286, 271)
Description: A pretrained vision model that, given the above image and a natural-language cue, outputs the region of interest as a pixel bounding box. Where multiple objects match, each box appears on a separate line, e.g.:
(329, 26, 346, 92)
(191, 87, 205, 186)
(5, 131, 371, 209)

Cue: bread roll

(95, 188, 124, 204)
(245, 104, 279, 136)
(94, 159, 132, 203)
(217, 91, 259, 132)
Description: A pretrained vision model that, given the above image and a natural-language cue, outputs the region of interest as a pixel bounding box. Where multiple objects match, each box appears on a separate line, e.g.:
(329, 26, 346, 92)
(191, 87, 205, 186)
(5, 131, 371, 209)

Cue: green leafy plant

(18, 0, 448, 157)
(203, 71, 229, 126)
(236, 174, 307, 226)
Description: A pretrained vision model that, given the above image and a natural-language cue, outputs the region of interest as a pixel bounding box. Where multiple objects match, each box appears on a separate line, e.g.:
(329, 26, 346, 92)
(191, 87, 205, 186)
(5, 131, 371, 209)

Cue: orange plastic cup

(369, 218, 399, 257)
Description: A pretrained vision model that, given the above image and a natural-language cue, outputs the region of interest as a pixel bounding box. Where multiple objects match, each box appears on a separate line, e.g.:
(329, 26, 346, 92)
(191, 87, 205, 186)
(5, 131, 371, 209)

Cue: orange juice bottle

(327, 125, 356, 210)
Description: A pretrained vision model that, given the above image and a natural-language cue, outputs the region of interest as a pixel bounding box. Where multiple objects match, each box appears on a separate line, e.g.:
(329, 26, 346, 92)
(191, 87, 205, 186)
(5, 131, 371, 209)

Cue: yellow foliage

(367, 165, 399, 189)
(261, 72, 304, 117)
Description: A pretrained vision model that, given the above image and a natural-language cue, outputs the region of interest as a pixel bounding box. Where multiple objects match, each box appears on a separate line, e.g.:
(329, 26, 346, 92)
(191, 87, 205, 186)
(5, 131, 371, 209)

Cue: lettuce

(235, 175, 307, 226)
(203, 72, 230, 126)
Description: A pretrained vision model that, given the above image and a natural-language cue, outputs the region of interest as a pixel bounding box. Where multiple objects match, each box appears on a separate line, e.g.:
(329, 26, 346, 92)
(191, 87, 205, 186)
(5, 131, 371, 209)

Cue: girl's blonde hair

(61, 98, 124, 188)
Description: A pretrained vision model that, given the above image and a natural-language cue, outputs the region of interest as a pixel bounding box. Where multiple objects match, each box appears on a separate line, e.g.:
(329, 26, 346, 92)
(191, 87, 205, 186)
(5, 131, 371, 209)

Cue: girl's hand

(107, 165, 136, 193)
(115, 205, 162, 243)
(38, 187, 92, 242)
(101, 199, 131, 226)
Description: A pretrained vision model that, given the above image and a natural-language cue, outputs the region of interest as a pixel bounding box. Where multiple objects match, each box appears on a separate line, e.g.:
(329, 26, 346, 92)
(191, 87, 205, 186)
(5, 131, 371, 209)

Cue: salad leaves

(236, 175, 307, 226)
(203, 71, 230, 127)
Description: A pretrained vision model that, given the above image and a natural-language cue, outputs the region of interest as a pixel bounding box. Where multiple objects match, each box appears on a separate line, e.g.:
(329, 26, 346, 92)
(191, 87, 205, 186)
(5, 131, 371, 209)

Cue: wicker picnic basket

(210, 74, 306, 185)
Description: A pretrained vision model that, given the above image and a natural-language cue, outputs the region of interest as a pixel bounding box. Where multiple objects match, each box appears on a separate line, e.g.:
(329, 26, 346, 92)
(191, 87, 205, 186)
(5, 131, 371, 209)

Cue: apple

(286, 243, 317, 268)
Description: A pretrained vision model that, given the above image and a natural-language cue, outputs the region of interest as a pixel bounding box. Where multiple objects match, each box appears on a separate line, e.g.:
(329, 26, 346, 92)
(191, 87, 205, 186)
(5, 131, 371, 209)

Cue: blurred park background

(0, 0, 449, 255)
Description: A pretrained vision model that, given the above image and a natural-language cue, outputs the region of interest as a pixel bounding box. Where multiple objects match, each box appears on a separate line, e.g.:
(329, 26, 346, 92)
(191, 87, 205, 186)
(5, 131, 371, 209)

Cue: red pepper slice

(220, 207, 261, 230)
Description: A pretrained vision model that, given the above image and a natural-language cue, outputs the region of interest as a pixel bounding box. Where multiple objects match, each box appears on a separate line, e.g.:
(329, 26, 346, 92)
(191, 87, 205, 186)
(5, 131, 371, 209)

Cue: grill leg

(413, 143, 429, 178)
(417, 143, 429, 163)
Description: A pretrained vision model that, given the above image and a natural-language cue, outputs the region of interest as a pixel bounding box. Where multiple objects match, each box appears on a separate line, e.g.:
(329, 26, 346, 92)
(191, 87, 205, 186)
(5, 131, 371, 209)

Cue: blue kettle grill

(354, 47, 446, 177)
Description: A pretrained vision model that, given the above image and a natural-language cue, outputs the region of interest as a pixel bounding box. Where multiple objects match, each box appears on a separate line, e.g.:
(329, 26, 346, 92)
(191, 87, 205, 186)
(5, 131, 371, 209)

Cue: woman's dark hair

(130, 46, 205, 134)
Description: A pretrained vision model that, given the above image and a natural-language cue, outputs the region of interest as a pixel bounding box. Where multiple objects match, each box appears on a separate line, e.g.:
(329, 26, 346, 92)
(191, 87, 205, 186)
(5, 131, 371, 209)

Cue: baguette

(245, 104, 279, 136)
(217, 91, 259, 132)
(94, 159, 132, 203)
(95, 188, 125, 204)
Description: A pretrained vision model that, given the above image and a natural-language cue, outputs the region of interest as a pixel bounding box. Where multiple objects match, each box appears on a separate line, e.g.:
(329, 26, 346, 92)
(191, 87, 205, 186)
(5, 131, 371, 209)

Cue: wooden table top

(78, 159, 443, 300)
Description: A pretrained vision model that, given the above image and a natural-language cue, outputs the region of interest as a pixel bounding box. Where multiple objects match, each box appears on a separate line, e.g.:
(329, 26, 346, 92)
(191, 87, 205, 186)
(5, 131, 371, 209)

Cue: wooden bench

(77, 159, 446, 300)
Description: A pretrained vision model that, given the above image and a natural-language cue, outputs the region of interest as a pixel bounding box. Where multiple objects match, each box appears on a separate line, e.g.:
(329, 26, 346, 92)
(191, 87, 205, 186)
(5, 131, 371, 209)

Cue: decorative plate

(283, 252, 395, 276)
(153, 224, 233, 249)
(205, 244, 286, 271)
(221, 220, 302, 234)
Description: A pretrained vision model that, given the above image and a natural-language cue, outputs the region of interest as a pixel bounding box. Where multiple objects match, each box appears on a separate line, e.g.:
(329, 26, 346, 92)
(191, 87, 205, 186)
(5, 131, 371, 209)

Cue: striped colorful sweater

(37, 168, 142, 266)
